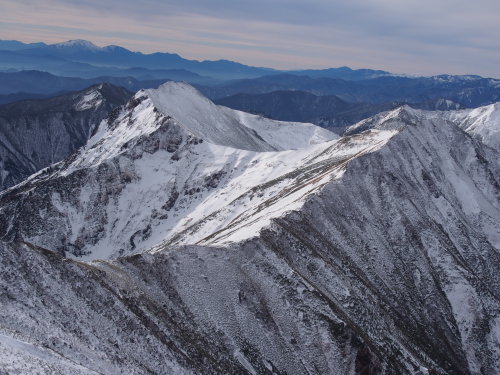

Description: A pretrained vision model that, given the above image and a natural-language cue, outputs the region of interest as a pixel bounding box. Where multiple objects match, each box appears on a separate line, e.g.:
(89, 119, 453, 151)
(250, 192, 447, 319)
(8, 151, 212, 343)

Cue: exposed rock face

(0, 83, 131, 191)
(0, 83, 499, 374)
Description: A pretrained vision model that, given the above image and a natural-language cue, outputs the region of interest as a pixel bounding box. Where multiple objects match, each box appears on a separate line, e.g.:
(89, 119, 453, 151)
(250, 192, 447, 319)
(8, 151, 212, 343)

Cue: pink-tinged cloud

(1, 0, 499, 77)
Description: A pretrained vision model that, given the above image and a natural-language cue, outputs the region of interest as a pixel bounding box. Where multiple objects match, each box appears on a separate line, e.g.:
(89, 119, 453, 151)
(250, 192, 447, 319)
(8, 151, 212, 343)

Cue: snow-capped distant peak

(52, 39, 101, 51)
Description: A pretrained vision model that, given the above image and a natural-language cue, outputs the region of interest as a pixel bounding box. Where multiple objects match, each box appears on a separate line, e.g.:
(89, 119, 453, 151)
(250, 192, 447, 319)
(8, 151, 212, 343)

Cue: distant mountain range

(215, 91, 464, 131)
(1, 39, 499, 115)
(2, 69, 500, 108)
(0, 40, 47, 50)
(204, 73, 500, 107)
(0, 39, 391, 82)
(288, 66, 391, 80)
(0, 70, 164, 97)
(0, 39, 273, 81)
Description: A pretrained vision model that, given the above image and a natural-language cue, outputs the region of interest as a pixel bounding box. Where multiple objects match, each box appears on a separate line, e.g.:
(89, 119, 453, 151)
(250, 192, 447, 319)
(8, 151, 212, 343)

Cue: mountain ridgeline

(215, 90, 400, 130)
(214, 91, 471, 132)
(1, 39, 500, 113)
(0, 70, 164, 97)
(202, 74, 500, 108)
(0, 83, 132, 191)
(0, 39, 275, 81)
(0, 39, 394, 82)
(0, 82, 498, 374)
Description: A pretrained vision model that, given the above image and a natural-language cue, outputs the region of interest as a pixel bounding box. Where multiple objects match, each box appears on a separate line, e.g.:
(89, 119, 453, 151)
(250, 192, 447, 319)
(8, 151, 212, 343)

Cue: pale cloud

(1, 0, 499, 77)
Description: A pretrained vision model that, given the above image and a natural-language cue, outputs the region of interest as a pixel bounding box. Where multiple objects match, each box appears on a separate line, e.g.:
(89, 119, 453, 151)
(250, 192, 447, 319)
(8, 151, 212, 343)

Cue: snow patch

(75, 90, 103, 111)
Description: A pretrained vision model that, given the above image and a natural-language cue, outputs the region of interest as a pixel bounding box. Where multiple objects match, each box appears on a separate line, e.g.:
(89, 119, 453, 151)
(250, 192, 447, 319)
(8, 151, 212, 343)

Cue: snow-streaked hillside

(0, 84, 499, 375)
(442, 102, 500, 150)
(0, 83, 131, 191)
(0, 82, 369, 260)
(346, 103, 500, 151)
(147, 82, 337, 151)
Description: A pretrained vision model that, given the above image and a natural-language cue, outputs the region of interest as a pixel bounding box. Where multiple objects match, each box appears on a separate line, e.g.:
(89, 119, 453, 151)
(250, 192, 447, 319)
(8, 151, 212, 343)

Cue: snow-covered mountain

(345, 103, 500, 151)
(0, 83, 499, 374)
(15, 40, 277, 80)
(0, 83, 131, 191)
(442, 102, 500, 150)
(0, 82, 342, 258)
(215, 91, 469, 132)
(51, 39, 102, 51)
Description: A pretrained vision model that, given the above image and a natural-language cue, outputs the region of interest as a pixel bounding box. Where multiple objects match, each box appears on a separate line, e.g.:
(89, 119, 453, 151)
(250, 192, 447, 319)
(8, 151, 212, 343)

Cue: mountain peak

(149, 81, 205, 101)
(101, 44, 129, 52)
(61, 82, 336, 175)
(344, 105, 421, 136)
(145, 81, 337, 151)
(443, 101, 500, 150)
(52, 39, 100, 50)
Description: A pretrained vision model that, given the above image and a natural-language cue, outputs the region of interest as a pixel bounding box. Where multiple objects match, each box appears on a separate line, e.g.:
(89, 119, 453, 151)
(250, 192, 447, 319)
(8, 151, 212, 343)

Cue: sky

(1, 0, 499, 77)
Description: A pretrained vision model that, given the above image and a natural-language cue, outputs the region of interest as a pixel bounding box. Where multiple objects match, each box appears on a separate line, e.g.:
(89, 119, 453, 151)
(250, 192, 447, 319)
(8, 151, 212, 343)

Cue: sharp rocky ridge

(0, 82, 499, 374)
(0, 83, 132, 191)
(0, 81, 342, 258)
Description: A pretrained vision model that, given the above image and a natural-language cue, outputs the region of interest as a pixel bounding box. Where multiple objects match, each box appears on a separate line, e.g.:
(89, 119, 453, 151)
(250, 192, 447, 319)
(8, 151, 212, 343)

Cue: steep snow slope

(346, 103, 500, 151)
(0, 103, 499, 374)
(0, 83, 131, 191)
(442, 102, 500, 150)
(0, 83, 364, 260)
(147, 82, 337, 151)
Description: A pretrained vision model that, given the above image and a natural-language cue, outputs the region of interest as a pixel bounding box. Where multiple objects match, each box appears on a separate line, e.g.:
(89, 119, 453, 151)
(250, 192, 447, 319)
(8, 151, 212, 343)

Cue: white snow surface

(347, 103, 500, 151)
(146, 81, 338, 151)
(442, 102, 500, 150)
(26, 82, 391, 260)
(75, 127, 392, 260)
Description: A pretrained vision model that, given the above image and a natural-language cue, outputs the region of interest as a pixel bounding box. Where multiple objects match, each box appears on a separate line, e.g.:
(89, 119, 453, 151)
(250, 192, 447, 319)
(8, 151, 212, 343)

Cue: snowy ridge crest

(68, 82, 338, 171)
(441, 102, 500, 150)
(146, 81, 338, 151)
(345, 102, 500, 151)
(0, 83, 395, 260)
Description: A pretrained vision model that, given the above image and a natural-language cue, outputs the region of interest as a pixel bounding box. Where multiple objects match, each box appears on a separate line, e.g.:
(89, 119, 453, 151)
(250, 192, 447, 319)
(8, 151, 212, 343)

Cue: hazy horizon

(1, 0, 499, 78)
